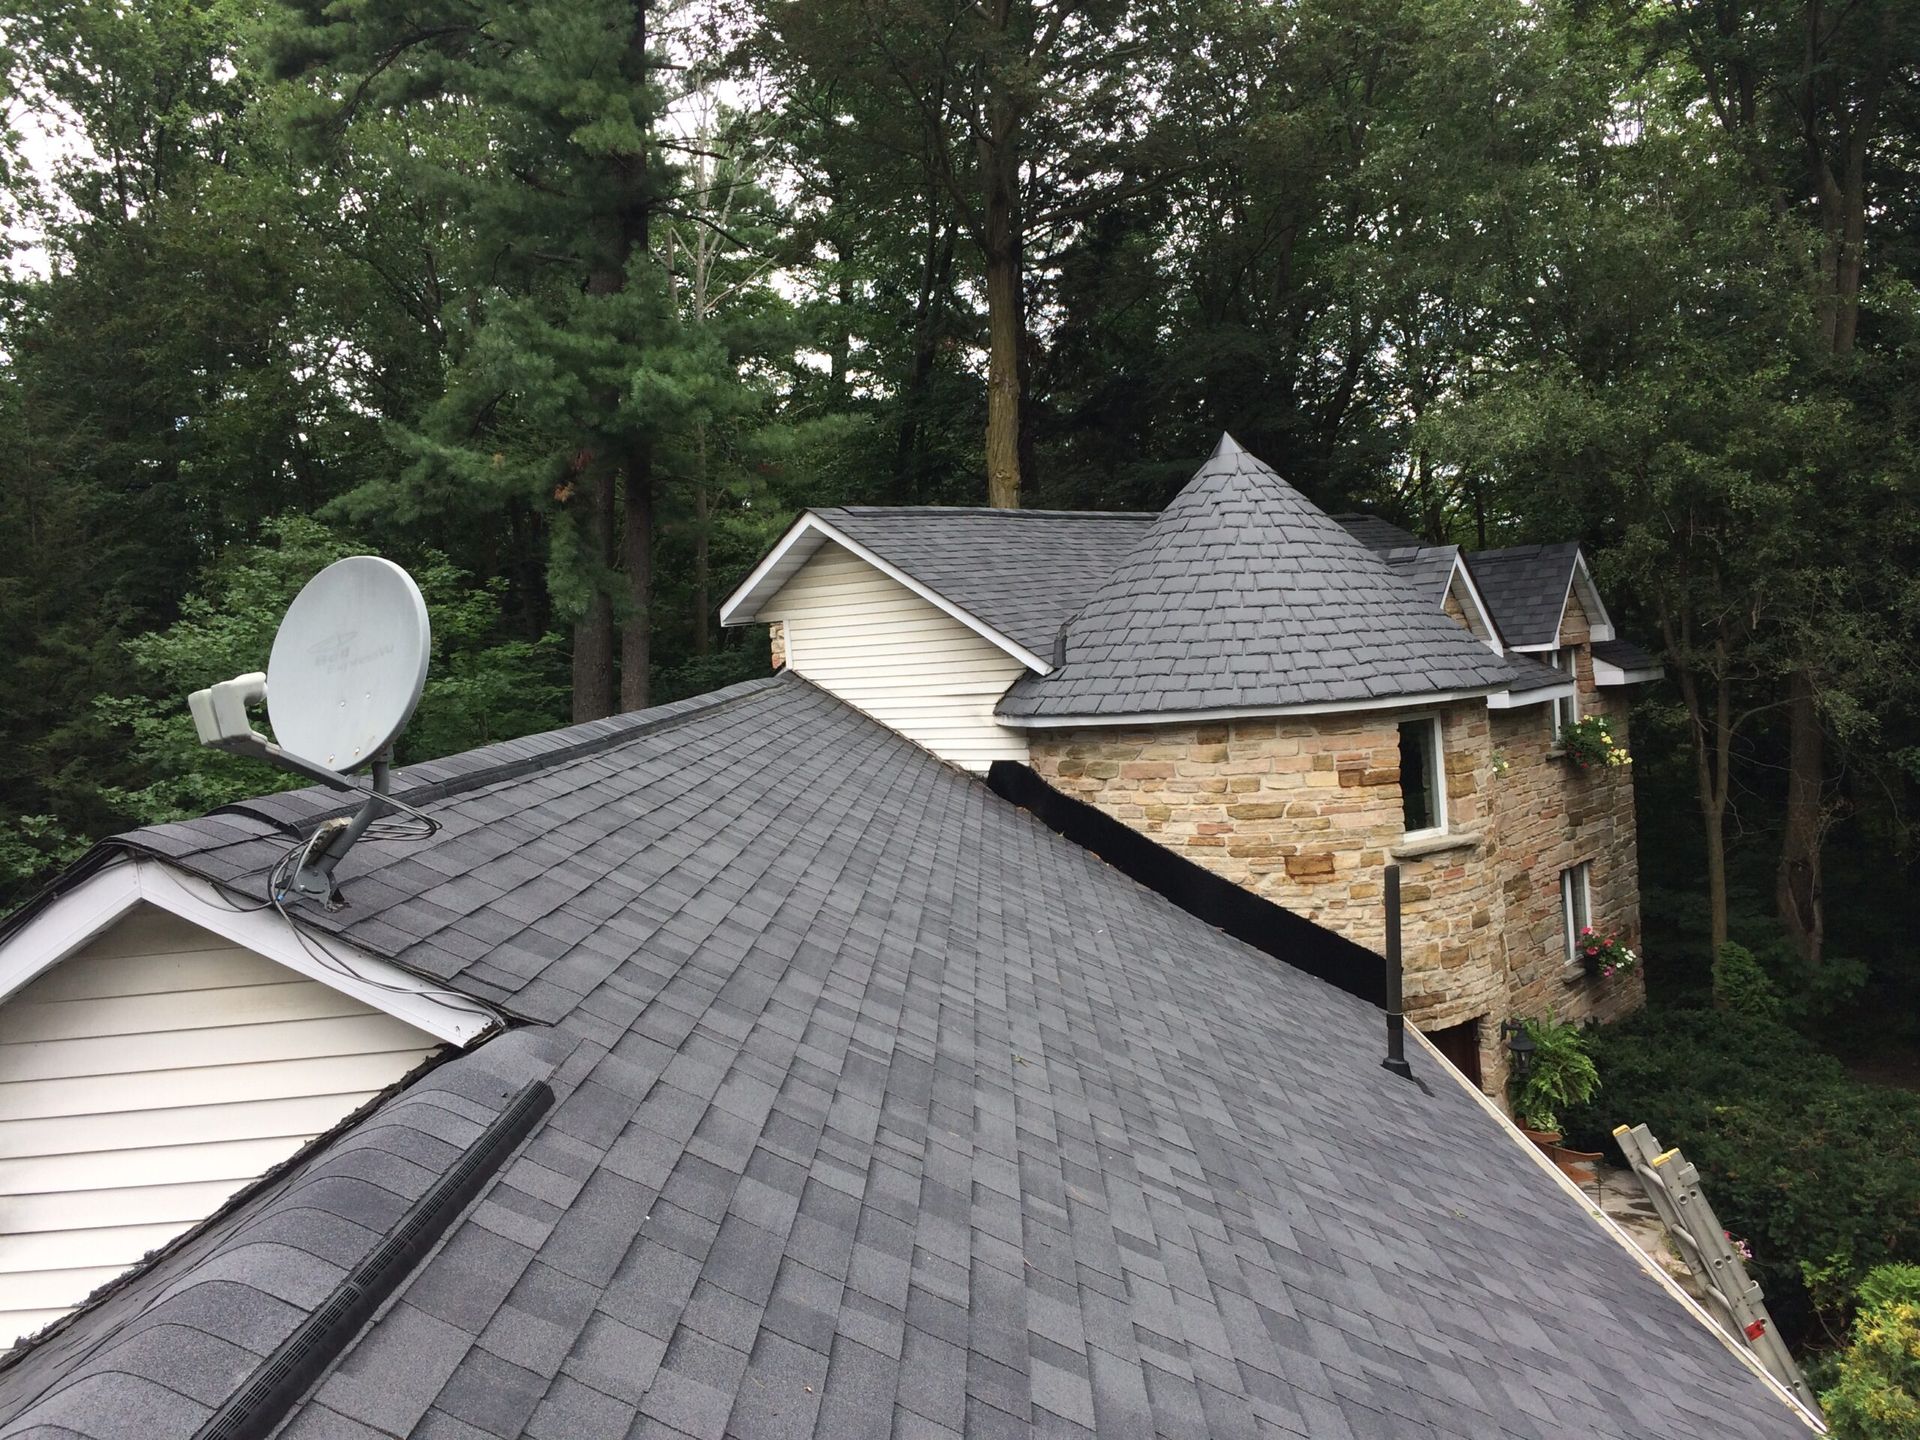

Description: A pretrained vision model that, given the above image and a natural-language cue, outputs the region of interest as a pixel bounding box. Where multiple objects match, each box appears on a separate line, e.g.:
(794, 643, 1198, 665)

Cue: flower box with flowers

(1557, 715, 1630, 772)
(1579, 927, 1639, 979)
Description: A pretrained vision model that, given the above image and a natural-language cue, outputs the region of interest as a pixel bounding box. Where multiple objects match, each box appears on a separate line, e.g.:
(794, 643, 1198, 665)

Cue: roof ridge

(214, 675, 789, 835)
(819, 505, 1156, 519)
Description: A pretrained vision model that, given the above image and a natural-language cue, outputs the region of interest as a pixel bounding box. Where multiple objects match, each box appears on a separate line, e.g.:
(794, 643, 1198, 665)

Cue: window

(1562, 862, 1593, 963)
(1398, 716, 1446, 838)
(1548, 647, 1580, 740)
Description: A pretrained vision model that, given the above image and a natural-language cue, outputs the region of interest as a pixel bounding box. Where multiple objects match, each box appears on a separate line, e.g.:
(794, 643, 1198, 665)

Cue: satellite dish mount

(188, 556, 432, 903)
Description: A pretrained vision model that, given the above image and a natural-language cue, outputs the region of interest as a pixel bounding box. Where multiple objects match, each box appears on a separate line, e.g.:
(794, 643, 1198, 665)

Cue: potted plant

(1577, 926, 1639, 980)
(1508, 1014, 1600, 1148)
(1557, 715, 1631, 772)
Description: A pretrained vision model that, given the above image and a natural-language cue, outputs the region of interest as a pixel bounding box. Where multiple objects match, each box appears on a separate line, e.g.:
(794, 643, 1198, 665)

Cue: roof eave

(1593, 658, 1663, 687)
(719, 511, 1052, 674)
(0, 854, 496, 1045)
(1486, 681, 1575, 710)
(1001, 683, 1513, 729)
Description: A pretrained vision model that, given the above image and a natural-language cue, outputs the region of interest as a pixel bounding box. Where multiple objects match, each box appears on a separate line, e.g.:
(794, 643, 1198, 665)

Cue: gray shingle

(0, 676, 1808, 1440)
(998, 437, 1552, 721)
(1461, 543, 1583, 649)
(812, 507, 1154, 657)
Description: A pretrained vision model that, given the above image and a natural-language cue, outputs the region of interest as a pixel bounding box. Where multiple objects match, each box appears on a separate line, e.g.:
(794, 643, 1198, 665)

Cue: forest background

(1, 0, 1919, 1378)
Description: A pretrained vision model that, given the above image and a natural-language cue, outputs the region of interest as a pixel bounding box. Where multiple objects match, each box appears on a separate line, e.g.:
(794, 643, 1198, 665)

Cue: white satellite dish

(187, 555, 434, 903)
(266, 556, 430, 772)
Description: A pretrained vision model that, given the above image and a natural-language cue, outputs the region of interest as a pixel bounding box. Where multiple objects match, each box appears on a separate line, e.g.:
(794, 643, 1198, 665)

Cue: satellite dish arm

(287, 754, 394, 900)
(188, 674, 359, 793)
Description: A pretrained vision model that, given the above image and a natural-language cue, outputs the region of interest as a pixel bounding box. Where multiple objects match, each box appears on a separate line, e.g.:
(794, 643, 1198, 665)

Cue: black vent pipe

(1382, 863, 1414, 1080)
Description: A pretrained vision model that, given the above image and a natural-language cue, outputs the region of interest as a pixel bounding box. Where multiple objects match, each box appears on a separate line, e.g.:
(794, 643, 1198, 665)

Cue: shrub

(1510, 1015, 1600, 1133)
(1563, 1006, 1920, 1348)
(1859, 1266, 1920, 1314)
(1824, 1300, 1920, 1439)
(1712, 942, 1784, 1022)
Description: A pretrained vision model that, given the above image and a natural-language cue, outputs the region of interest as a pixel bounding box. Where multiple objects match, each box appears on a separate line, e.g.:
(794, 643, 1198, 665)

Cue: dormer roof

(1465, 543, 1615, 651)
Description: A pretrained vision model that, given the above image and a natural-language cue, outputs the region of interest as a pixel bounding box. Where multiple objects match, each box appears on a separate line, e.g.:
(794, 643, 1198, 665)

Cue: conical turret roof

(998, 435, 1544, 721)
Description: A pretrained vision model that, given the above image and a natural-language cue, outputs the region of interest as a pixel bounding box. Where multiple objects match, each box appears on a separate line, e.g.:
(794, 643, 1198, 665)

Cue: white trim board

(1445, 554, 1506, 656)
(999, 683, 1578, 730)
(1486, 682, 1572, 711)
(1593, 656, 1663, 687)
(719, 512, 1052, 674)
(0, 860, 496, 1046)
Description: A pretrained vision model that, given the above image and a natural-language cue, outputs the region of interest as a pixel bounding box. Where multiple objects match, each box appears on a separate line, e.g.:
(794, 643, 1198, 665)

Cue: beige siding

(0, 904, 440, 1345)
(763, 541, 1030, 771)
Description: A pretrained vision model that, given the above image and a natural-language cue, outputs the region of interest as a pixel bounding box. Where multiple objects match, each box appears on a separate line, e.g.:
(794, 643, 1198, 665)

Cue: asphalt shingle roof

(1592, 637, 1660, 675)
(999, 437, 1552, 721)
(0, 675, 1804, 1439)
(1331, 513, 1423, 551)
(1463, 544, 1582, 650)
(814, 507, 1153, 659)
(1375, 544, 1460, 610)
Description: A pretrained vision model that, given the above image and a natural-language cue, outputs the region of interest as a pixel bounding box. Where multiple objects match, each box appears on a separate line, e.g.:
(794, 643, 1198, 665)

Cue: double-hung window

(1548, 647, 1579, 741)
(1562, 862, 1593, 963)
(1398, 716, 1447, 840)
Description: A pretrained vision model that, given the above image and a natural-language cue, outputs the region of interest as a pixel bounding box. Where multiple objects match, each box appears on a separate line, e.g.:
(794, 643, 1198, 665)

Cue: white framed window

(1397, 714, 1447, 839)
(1548, 647, 1580, 740)
(1562, 862, 1593, 963)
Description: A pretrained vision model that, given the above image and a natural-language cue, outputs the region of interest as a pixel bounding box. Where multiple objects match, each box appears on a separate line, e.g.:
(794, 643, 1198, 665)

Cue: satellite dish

(187, 555, 434, 905)
(265, 556, 430, 772)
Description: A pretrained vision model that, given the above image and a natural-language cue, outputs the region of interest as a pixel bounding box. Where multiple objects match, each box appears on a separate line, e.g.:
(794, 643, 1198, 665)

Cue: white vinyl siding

(0, 904, 440, 1345)
(762, 541, 1030, 772)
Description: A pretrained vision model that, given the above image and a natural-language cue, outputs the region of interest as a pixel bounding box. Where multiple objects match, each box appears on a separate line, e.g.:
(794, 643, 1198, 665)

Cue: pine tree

(269, 0, 694, 717)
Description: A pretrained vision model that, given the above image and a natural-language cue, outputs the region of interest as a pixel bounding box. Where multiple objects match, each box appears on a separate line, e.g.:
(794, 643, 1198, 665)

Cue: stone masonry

(1028, 595, 1642, 1099)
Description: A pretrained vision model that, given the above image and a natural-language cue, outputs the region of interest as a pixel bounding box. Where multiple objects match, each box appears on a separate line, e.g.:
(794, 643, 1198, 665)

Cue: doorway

(1425, 1016, 1483, 1088)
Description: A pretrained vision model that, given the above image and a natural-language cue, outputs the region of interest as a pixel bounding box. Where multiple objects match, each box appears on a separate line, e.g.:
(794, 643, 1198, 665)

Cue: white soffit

(0, 859, 496, 1046)
(718, 512, 1051, 674)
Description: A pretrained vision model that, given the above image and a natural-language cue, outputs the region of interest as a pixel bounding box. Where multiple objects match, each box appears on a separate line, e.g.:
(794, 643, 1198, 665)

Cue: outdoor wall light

(1501, 1018, 1536, 1077)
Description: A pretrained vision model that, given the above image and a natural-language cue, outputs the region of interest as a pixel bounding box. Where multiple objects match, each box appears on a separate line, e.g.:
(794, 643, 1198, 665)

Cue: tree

(750, 0, 1182, 507)
(270, 0, 690, 718)
(1657, 0, 1920, 967)
(93, 516, 564, 826)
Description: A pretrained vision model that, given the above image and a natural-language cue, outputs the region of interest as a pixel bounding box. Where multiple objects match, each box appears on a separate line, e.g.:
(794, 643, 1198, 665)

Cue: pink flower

(1603, 965, 1615, 976)
(1585, 947, 1597, 956)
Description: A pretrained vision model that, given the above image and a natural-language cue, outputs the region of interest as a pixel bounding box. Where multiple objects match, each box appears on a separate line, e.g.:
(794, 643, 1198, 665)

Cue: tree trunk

(829, 237, 854, 401)
(895, 217, 956, 500)
(980, 109, 1023, 509)
(691, 432, 711, 657)
(620, 445, 653, 713)
(1668, 616, 1732, 956)
(571, 468, 617, 721)
(1776, 669, 1825, 965)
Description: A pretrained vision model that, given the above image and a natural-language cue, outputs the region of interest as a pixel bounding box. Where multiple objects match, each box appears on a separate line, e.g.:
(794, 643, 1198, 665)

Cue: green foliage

(1557, 716, 1630, 772)
(1823, 1299, 1920, 1439)
(92, 517, 565, 828)
(1860, 1266, 1920, 1315)
(1713, 942, 1785, 1022)
(1563, 1007, 1920, 1346)
(1510, 1015, 1601, 1133)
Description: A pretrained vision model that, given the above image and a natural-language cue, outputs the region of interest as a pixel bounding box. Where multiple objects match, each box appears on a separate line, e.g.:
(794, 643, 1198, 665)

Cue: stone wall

(768, 621, 785, 669)
(1492, 592, 1645, 1035)
(1027, 629, 1644, 1097)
